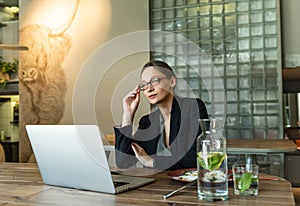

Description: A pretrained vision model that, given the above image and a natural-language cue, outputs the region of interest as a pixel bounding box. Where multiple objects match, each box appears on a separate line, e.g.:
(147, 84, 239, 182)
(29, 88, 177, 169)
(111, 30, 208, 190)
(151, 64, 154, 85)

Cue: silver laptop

(25, 125, 155, 194)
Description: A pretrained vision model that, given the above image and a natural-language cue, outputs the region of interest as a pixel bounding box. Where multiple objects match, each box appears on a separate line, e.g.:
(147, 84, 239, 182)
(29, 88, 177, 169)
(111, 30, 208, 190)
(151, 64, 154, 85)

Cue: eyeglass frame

(138, 76, 169, 91)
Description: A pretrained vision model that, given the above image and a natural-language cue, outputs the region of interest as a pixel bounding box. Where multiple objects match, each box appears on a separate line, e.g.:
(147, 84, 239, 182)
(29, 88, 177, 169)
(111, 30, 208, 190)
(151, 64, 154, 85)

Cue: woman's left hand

(131, 143, 154, 168)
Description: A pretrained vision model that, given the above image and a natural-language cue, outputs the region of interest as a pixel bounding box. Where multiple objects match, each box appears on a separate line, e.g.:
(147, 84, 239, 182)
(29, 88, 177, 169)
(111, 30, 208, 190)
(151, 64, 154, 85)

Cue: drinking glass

(233, 164, 259, 196)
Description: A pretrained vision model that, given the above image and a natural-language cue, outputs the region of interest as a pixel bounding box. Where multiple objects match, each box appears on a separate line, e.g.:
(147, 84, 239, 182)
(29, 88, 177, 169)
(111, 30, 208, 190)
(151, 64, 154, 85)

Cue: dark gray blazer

(114, 96, 208, 170)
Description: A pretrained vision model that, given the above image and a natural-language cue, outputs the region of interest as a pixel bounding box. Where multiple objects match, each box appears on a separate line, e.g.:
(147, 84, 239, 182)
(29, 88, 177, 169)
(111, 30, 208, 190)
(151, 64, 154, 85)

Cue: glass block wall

(149, 0, 283, 176)
(150, 0, 282, 139)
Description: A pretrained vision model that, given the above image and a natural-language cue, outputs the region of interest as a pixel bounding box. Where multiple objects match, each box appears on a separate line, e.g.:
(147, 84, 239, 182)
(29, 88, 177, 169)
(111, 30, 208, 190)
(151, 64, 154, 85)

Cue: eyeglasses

(138, 77, 168, 91)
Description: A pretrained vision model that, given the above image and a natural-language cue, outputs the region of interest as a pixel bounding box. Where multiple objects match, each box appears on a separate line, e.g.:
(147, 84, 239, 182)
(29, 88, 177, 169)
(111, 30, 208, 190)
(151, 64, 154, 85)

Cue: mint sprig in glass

(233, 164, 259, 196)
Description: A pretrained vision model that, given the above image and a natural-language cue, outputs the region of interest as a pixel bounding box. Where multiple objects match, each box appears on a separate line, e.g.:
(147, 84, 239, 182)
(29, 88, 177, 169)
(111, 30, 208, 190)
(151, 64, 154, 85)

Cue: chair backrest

(0, 144, 6, 162)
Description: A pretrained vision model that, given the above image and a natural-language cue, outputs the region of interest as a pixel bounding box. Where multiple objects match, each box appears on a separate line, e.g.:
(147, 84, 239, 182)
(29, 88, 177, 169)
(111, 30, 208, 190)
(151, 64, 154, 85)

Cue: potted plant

(0, 56, 18, 88)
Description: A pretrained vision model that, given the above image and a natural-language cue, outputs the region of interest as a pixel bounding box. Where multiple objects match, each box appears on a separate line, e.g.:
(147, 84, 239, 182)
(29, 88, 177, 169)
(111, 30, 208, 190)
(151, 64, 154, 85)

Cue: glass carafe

(197, 118, 228, 201)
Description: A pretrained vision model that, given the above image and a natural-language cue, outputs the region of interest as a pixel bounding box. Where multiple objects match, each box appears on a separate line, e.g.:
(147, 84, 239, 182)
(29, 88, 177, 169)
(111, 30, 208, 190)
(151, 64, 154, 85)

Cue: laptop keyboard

(113, 181, 129, 187)
(111, 171, 130, 187)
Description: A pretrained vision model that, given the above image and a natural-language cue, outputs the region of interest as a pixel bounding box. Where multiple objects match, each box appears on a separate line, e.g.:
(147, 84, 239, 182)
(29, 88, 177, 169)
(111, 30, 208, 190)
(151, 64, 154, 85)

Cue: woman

(114, 60, 208, 170)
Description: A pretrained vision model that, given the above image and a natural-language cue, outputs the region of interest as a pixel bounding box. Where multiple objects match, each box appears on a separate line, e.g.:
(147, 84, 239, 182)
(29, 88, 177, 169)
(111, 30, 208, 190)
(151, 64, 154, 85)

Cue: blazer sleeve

(114, 125, 138, 168)
(114, 113, 160, 168)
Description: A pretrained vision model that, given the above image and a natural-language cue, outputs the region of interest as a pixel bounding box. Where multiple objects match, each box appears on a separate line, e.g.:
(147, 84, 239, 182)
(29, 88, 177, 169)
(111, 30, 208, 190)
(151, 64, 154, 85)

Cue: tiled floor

(292, 187, 300, 205)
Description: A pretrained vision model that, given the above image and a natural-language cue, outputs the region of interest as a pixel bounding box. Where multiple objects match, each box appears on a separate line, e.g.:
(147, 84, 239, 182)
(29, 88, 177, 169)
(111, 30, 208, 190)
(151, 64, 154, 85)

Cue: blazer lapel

(169, 97, 182, 145)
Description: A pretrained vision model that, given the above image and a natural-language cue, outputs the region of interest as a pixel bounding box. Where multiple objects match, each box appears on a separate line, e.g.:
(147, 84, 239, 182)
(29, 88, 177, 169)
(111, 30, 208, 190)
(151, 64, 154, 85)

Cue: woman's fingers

(123, 87, 140, 102)
(131, 143, 148, 157)
(121, 87, 141, 126)
(131, 143, 143, 155)
(131, 143, 153, 168)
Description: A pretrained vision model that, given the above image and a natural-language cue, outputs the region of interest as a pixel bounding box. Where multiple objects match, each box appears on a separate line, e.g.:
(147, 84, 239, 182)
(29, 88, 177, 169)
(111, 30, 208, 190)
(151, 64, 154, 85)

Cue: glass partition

(150, 0, 282, 140)
(150, 0, 283, 177)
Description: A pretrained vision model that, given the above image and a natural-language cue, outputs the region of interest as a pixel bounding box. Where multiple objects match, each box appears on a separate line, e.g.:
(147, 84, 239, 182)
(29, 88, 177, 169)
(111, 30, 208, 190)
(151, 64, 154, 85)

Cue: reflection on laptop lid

(25, 125, 155, 194)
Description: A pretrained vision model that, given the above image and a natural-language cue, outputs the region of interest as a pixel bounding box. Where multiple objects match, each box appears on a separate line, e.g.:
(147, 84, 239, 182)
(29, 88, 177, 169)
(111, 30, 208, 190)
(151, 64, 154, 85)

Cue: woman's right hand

(122, 86, 140, 126)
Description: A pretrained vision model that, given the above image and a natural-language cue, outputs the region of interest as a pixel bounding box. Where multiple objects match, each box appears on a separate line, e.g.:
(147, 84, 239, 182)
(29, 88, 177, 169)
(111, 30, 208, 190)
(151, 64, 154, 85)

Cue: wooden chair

(0, 144, 6, 162)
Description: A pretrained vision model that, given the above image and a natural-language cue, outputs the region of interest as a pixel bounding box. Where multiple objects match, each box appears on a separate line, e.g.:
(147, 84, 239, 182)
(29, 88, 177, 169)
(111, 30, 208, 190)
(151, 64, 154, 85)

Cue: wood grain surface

(0, 163, 294, 205)
(227, 139, 297, 154)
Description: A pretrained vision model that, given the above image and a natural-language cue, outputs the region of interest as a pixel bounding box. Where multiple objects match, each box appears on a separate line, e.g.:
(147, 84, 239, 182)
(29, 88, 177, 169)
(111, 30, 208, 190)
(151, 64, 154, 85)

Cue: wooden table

(227, 139, 297, 165)
(227, 139, 297, 154)
(105, 139, 298, 167)
(0, 163, 294, 205)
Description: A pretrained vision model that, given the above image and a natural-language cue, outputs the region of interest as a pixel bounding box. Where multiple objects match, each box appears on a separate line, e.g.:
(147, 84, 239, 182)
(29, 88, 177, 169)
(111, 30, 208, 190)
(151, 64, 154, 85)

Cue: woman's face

(140, 66, 176, 105)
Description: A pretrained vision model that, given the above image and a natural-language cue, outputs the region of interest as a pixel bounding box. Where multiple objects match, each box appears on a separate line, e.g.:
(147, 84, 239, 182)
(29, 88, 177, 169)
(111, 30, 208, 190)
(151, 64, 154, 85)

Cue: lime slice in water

(197, 152, 225, 170)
